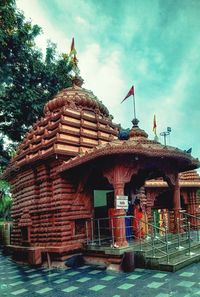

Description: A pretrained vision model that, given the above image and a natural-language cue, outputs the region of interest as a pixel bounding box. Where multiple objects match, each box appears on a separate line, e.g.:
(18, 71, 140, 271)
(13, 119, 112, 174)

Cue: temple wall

(6, 90, 118, 255)
(10, 158, 93, 250)
(10, 168, 35, 245)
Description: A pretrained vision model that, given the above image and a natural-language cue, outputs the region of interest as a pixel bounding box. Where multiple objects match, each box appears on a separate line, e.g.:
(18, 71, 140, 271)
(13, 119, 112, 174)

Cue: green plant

(0, 179, 12, 221)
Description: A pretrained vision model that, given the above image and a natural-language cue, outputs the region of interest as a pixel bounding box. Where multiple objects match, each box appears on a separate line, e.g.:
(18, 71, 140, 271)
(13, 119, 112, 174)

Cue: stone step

(145, 240, 199, 258)
(137, 242, 200, 272)
(159, 247, 200, 272)
(132, 236, 189, 254)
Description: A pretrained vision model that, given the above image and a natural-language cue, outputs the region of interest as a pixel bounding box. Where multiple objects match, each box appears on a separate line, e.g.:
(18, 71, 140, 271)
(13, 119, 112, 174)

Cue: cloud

(75, 16, 88, 26)
(16, 0, 70, 55)
(15, 0, 200, 164)
(79, 43, 125, 124)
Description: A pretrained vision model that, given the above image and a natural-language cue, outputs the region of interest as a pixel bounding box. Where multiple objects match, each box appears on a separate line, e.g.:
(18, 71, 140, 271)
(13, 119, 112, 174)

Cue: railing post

(186, 222, 195, 256)
(197, 219, 200, 242)
(139, 220, 142, 251)
(86, 221, 89, 245)
(176, 218, 184, 250)
(188, 221, 191, 254)
(97, 219, 101, 246)
(164, 226, 169, 263)
(186, 216, 189, 240)
(194, 214, 199, 242)
(91, 218, 94, 245)
(144, 212, 151, 241)
(111, 218, 114, 247)
(151, 227, 155, 257)
(153, 211, 159, 239)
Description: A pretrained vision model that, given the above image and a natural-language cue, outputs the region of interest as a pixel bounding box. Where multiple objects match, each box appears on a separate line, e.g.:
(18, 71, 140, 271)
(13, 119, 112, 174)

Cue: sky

(16, 0, 200, 164)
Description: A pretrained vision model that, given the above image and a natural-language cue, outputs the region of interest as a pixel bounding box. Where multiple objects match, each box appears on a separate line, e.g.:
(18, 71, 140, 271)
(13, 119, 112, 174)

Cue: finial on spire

(69, 37, 80, 76)
(72, 75, 84, 87)
(68, 38, 84, 87)
(132, 118, 139, 127)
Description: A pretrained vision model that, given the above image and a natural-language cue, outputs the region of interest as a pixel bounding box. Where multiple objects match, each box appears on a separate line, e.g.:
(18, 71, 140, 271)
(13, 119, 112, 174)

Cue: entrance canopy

(59, 125, 199, 176)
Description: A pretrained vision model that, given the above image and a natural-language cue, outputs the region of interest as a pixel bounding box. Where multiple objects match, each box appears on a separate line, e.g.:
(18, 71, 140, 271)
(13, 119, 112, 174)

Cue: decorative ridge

(59, 139, 200, 173)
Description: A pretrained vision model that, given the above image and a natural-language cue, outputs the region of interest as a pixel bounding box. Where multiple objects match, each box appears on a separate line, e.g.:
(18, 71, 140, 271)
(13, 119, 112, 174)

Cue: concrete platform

(1, 249, 200, 297)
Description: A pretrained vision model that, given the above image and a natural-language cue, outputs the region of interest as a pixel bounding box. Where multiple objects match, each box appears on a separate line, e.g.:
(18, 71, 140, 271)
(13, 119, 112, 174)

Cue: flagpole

(121, 85, 139, 127)
(133, 93, 136, 119)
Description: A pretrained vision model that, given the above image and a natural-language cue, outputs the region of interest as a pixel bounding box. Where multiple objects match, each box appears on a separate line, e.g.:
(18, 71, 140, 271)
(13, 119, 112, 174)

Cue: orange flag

(70, 37, 77, 56)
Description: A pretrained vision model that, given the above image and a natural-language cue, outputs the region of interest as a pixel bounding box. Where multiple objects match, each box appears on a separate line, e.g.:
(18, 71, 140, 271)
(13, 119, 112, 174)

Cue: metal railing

(178, 210, 200, 256)
(85, 213, 171, 263)
(85, 210, 200, 263)
(181, 211, 200, 242)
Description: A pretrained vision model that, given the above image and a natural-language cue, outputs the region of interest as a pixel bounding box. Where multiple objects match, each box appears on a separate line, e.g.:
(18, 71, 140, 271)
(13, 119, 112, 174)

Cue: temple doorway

(151, 190, 173, 233)
(93, 190, 114, 239)
(93, 190, 114, 219)
(154, 190, 173, 210)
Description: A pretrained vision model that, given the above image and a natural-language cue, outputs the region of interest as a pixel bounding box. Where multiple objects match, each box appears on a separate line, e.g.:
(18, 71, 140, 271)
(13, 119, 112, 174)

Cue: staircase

(85, 211, 200, 272)
(133, 233, 200, 272)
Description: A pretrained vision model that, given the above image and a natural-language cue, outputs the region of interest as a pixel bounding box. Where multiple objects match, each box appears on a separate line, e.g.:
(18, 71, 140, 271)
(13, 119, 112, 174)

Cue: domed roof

(43, 83, 110, 118)
(2, 80, 118, 179)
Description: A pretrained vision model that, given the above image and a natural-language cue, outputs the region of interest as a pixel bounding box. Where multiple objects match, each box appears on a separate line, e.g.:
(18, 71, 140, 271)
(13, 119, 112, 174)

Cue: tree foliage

(0, 179, 12, 221)
(0, 0, 73, 163)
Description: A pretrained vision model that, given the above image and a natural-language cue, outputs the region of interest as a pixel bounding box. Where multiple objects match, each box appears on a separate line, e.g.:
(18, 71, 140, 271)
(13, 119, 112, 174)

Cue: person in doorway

(133, 198, 144, 239)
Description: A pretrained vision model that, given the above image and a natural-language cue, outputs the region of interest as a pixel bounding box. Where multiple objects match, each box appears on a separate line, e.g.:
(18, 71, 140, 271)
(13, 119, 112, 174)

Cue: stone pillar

(173, 173, 181, 210)
(109, 180, 127, 247)
(166, 172, 182, 233)
(103, 163, 135, 208)
(103, 163, 135, 247)
(146, 190, 155, 224)
(187, 190, 199, 229)
(172, 173, 181, 233)
(113, 182, 124, 207)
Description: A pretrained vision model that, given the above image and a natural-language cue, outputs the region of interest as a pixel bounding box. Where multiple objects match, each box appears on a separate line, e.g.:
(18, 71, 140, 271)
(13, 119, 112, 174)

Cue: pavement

(0, 250, 200, 297)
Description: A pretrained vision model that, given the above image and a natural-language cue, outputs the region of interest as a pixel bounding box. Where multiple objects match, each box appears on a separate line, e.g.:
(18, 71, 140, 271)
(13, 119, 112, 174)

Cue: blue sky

(16, 0, 200, 163)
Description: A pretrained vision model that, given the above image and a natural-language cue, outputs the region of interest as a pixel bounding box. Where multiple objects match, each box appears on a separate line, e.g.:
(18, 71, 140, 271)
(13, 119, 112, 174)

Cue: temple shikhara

(3, 41, 200, 271)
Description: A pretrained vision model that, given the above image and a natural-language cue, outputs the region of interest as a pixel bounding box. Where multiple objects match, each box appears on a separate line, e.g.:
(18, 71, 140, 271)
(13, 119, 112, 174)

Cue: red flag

(121, 86, 134, 103)
(153, 114, 157, 135)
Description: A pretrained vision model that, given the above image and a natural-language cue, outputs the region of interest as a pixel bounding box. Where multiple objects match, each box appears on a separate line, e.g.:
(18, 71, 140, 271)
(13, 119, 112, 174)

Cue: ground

(0, 250, 200, 297)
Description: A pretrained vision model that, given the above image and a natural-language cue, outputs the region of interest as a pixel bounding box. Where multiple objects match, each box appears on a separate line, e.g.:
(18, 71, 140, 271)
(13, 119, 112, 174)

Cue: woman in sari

(133, 198, 144, 239)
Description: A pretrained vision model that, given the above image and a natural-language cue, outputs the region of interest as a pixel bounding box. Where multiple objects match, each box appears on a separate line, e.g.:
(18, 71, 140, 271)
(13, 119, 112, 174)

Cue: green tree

(0, 138, 9, 167)
(0, 0, 73, 160)
(0, 179, 12, 221)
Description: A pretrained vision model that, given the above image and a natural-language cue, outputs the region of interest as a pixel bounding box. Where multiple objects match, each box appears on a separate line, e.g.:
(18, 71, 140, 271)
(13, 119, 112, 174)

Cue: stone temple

(3, 73, 200, 269)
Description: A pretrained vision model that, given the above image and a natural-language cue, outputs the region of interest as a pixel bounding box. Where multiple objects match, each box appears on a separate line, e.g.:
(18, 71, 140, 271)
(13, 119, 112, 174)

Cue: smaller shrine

(145, 170, 200, 215)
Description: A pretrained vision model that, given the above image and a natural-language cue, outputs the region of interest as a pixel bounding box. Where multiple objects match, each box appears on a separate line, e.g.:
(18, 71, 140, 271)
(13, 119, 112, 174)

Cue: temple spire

(69, 37, 80, 76)
(68, 38, 84, 87)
